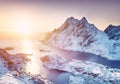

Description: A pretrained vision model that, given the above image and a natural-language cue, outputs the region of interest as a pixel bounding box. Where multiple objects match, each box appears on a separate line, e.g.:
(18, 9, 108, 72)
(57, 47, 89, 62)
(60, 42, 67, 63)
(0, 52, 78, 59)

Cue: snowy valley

(0, 17, 120, 84)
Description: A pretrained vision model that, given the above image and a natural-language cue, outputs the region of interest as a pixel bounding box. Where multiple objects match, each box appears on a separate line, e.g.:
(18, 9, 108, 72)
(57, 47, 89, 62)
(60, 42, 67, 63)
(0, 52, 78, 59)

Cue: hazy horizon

(0, 0, 120, 39)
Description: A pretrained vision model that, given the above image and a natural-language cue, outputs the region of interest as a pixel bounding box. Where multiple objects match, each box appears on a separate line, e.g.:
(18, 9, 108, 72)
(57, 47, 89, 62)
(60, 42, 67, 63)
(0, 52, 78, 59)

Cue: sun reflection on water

(21, 40, 33, 54)
(21, 40, 46, 76)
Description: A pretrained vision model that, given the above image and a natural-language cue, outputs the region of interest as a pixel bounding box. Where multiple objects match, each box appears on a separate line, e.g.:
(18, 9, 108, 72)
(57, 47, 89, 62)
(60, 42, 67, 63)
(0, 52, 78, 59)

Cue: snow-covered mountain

(40, 17, 120, 84)
(104, 25, 120, 59)
(43, 17, 120, 60)
(104, 25, 120, 48)
(105, 25, 120, 40)
(45, 17, 120, 59)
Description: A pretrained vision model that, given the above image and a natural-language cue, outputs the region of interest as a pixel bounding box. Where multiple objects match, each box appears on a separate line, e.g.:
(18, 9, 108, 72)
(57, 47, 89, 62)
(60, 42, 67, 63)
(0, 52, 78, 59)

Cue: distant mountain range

(44, 17, 120, 60)
(105, 25, 120, 40)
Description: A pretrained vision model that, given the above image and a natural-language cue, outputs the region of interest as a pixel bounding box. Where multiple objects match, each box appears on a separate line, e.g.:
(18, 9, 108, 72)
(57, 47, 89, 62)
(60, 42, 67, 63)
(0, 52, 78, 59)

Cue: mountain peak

(66, 17, 79, 24)
(104, 25, 120, 40)
(81, 17, 88, 23)
(107, 24, 119, 28)
(105, 24, 120, 31)
(68, 17, 75, 20)
(58, 17, 96, 32)
(108, 24, 114, 27)
(65, 17, 89, 27)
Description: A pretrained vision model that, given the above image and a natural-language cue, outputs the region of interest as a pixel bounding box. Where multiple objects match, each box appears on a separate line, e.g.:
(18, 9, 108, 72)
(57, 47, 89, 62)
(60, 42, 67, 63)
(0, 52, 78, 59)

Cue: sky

(0, 0, 120, 34)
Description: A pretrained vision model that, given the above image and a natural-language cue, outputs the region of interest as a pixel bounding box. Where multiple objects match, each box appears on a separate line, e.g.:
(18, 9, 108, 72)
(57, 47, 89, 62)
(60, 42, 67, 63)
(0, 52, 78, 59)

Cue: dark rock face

(0, 49, 53, 84)
(104, 25, 120, 40)
(47, 17, 104, 48)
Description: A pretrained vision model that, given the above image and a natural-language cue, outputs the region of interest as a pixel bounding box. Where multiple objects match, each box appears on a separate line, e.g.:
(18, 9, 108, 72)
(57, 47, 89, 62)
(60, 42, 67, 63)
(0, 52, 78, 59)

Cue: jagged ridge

(104, 25, 120, 40)
(45, 17, 120, 60)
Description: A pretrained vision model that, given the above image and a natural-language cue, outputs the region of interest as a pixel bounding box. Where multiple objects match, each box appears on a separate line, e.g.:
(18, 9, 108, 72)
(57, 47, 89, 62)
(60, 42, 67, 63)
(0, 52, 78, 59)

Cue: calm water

(54, 48, 120, 69)
(0, 40, 50, 77)
(1, 40, 120, 83)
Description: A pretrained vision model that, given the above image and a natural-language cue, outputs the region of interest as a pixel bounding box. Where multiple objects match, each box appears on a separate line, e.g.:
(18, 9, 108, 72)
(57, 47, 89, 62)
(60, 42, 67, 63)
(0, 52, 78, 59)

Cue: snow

(44, 17, 120, 60)
(41, 54, 120, 84)
(0, 73, 25, 84)
(69, 75, 86, 84)
(55, 72, 72, 84)
(0, 49, 53, 84)
(104, 25, 120, 40)
(0, 17, 120, 84)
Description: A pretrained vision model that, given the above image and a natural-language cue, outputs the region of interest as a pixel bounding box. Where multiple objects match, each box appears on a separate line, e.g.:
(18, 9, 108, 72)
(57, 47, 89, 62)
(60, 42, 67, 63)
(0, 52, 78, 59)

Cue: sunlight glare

(14, 16, 33, 36)
(22, 40, 40, 74)
(22, 40, 33, 54)
(21, 40, 46, 75)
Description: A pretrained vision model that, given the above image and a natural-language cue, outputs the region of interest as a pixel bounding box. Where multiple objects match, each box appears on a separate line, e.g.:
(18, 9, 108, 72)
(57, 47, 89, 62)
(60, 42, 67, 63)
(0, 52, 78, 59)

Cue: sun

(13, 16, 33, 36)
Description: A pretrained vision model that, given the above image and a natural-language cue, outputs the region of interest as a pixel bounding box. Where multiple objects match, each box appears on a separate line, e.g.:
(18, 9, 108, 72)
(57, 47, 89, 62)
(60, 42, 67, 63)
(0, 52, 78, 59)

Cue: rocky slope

(0, 49, 53, 84)
(45, 17, 120, 60)
(104, 25, 120, 40)
(104, 25, 120, 59)
(41, 54, 120, 84)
